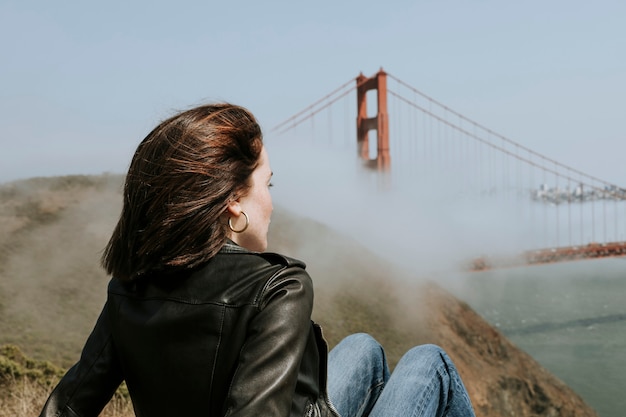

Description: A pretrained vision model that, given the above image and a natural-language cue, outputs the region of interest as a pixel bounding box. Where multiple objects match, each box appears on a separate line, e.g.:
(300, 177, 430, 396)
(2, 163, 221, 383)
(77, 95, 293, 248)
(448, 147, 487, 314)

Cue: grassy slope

(0, 175, 122, 365)
(0, 175, 599, 417)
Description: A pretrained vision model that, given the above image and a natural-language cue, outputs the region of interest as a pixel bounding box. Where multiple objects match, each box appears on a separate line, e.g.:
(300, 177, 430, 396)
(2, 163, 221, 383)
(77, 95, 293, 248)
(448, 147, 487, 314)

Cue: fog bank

(266, 137, 536, 277)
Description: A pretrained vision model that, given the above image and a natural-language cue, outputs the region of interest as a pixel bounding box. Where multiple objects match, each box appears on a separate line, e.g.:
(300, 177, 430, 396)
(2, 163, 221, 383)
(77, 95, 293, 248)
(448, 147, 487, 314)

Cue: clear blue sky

(2, 0, 625, 185)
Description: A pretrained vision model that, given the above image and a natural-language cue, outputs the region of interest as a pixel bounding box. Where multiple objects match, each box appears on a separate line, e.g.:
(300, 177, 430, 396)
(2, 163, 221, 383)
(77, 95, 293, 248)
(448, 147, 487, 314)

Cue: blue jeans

(327, 334, 475, 417)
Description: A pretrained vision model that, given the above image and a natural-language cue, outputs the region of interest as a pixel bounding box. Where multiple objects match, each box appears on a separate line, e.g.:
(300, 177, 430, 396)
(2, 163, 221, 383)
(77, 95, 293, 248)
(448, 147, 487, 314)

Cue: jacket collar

(220, 239, 254, 254)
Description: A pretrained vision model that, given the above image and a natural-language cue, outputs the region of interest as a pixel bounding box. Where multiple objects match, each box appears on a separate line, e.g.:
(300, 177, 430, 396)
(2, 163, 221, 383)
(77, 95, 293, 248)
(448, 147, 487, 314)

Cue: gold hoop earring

(228, 211, 249, 233)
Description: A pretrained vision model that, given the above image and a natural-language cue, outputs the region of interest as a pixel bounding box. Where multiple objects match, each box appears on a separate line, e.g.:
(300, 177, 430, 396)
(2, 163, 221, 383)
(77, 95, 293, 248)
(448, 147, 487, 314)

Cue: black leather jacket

(40, 242, 340, 417)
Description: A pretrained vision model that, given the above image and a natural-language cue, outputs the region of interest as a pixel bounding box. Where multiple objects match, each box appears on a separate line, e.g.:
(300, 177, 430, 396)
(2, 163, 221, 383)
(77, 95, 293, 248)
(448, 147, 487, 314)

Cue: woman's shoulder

(107, 247, 311, 305)
(220, 241, 307, 270)
(257, 251, 306, 270)
(216, 243, 312, 305)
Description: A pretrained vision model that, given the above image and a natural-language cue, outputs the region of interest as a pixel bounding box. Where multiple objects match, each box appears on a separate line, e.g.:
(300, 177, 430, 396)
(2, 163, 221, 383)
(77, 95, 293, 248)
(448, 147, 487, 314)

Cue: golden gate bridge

(270, 69, 626, 270)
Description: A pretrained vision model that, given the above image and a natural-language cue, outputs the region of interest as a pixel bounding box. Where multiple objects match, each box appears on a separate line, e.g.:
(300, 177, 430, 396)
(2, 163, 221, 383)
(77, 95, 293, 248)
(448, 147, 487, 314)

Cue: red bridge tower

(356, 69, 390, 171)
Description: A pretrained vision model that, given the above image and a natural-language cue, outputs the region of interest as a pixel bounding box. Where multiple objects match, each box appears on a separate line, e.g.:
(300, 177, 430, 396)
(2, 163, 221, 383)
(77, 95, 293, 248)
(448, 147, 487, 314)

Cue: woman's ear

(226, 198, 242, 217)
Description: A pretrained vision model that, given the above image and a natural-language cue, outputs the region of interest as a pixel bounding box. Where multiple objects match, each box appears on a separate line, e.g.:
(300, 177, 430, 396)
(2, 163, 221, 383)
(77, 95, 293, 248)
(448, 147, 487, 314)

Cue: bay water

(447, 258, 626, 417)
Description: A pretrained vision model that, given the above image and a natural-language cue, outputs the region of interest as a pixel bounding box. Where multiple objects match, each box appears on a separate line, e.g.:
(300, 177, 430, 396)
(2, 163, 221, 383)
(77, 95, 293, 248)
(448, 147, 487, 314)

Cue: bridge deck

(470, 242, 626, 271)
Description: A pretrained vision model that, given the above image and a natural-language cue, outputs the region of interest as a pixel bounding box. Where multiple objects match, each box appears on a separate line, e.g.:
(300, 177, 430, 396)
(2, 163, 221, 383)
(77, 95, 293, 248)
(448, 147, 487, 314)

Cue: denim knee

(337, 333, 380, 350)
(332, 333, 386, 372)
(328, 334, 390, 417)
(397, 344, 450, 374)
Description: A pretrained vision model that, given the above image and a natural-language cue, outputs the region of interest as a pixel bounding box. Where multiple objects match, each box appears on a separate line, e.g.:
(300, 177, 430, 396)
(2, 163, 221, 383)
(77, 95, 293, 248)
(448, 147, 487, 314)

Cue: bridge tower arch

(356, 69, 390, 171)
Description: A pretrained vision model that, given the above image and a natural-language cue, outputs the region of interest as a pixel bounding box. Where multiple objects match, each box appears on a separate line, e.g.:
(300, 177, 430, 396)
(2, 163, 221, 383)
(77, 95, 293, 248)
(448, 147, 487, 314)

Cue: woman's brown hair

(102, 103, 263, 281)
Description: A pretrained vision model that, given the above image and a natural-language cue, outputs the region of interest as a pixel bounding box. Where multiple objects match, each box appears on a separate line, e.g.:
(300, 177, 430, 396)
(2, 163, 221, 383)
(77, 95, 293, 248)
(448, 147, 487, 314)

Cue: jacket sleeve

(224, 266, 314, 417)
(39, 302, 124, 417)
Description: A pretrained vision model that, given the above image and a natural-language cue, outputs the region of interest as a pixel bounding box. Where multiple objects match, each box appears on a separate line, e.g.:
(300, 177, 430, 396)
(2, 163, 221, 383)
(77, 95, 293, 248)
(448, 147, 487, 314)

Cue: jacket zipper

(324, 395, 341, 417)
(305, 402, 316, 417)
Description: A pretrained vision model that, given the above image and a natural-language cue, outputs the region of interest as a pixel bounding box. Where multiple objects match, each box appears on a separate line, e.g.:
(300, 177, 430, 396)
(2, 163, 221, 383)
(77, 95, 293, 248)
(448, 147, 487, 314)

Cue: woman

(40, 103, 475, 417)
